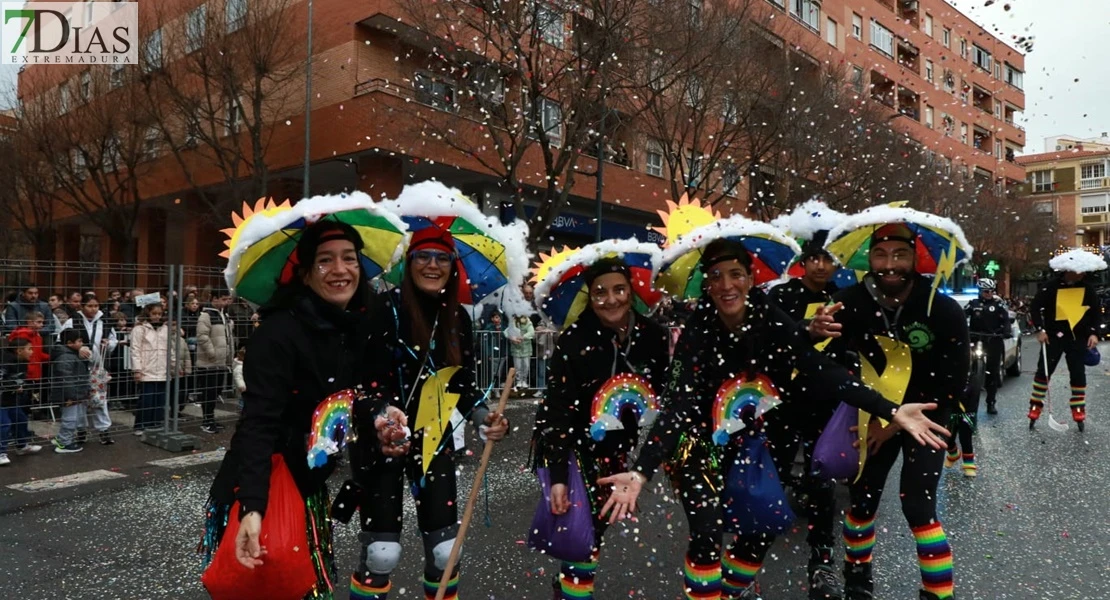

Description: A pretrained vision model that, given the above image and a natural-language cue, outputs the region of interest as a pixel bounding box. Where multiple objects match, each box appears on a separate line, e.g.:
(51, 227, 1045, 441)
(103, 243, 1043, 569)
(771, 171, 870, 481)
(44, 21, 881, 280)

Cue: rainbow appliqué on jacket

(712, 374, 782, 446)
(589, 373, 658, 441)
(306, 389, 357, 468)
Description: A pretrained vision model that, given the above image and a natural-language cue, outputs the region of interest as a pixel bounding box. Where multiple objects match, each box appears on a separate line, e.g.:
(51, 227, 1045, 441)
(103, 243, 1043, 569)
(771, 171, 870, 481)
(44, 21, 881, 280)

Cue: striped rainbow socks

(721, 549, 760, 597)
(844, 513, 876, 565)
(684, 556, 722, 600)
(423, 572, 459, 600)
(350, 575, 390, 599)
(913, 522, 954, 599)
(1029, 377, 1048, 419)
(560, 550, 600, 599)
(961, 454, 977, 477)
(1071, 385, 1086, 421)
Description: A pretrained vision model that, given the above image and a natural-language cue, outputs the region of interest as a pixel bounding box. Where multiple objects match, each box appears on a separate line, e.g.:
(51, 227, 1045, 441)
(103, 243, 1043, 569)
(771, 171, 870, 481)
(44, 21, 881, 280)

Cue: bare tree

(379, 0, 676, 247)
(0, 127, 56, 260)
(138, 0, 307, 225)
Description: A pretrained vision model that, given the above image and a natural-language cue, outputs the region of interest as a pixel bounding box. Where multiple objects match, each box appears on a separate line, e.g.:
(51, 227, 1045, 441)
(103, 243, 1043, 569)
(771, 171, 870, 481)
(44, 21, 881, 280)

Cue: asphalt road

(3, 336, 1109, 599)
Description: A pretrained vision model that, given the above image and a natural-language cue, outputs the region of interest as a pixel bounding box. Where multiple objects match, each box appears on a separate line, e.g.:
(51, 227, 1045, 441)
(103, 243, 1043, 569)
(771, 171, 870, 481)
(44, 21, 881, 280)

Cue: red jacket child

(9, 326, 49, 381)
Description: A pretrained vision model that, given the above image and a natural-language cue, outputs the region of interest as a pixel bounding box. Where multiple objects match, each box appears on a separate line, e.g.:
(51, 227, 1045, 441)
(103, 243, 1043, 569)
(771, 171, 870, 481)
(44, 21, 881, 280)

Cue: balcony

(972, 125, 992, 154)
(1081, 177, 1110, 190)
(870, 71, 896, 109)
(972, 86, 993, 116)
(897, 0, 920, 28)
(897, 86, 920, 121)
(896, 39, 919, 72)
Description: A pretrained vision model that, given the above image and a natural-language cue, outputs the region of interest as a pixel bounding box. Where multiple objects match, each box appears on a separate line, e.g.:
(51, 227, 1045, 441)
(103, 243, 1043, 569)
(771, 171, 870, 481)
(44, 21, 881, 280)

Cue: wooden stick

(435, 368, 516, 600)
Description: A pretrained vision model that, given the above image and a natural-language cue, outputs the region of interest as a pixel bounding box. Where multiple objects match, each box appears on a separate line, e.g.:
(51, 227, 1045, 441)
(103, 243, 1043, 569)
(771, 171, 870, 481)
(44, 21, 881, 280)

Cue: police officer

(966, 279, 1011, 414)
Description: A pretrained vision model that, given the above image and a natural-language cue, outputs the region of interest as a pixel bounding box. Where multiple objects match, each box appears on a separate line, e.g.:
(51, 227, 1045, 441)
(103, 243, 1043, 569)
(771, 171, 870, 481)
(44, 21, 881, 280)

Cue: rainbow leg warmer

(721, 547, 760, 597)
(913, 522, 954, 599)
(684, 555, 722, 600)
(1071, 386, 1086, 421)
(1029, 377, 1048, 419)
(423, 572, 459, 600)
(844, 513, 876, 565)
(350, 575, 391, 600)
(961, 454, 977, 477)
(560, 549, 600, 600)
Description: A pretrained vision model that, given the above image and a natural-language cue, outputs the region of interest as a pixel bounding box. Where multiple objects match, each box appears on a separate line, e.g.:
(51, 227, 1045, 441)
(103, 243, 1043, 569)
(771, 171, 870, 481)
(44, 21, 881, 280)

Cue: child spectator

(59, 293, 117, 445)
(0, 338, 44, 464)
(105, 311, 133, 406)
(130, 304, 175, 434)
(8, 310, 50, 400)
(51, 329, 91, 453)
(506, 314, 535, 393)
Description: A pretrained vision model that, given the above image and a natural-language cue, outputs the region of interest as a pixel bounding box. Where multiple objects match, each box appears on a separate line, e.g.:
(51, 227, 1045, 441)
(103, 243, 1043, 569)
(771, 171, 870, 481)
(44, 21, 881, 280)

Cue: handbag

(527, 454, 596, 562)
(722, 434, 796, 536)
(88, 352, 111, 410)
(811, 402, 861, 481)
(201, 455, 318, 600)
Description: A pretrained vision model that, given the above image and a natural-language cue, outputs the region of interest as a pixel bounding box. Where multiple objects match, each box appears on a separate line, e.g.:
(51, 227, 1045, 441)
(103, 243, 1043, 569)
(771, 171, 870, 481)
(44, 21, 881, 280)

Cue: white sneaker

(0, 453, 10, 466)
(15, 444, 42, 455)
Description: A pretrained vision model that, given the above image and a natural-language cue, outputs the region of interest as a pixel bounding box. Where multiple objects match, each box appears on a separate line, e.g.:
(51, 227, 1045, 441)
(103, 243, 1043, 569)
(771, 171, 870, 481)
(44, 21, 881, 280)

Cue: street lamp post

(594, 60, 606, 242)
(303, 0, 313, 200)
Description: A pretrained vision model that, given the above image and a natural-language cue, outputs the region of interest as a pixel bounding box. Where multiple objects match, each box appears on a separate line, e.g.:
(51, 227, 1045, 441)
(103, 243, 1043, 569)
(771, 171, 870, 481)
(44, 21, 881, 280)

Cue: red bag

(202, 455, 318, 600)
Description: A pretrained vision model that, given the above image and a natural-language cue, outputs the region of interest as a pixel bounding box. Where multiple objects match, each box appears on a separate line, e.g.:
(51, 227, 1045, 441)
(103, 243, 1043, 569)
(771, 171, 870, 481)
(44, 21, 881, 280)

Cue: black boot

(843, 563, 873, 600)
(986, 391, 998, 415)
(808, 547, 844, 600)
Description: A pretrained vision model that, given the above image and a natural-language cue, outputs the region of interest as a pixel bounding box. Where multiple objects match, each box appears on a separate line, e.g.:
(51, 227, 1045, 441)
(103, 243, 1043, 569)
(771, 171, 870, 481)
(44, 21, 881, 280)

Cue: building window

(825, 18, 837, 46)
(870, 20, 893, 57)
(850, 65, 864, 93)
(960, 123, 968, 144)
(226, 98, 244, 135)
(110, 62, 125, 88)
(994, 139, 1002, 159)
(185, 112, 202, 147)
(722, 96, 738, 124)
(536, 97, 563, 146)
(1034, 201, 1053, 214)
(226, 0, 247, 32)
(972, 44, 992, 71)
(684, 76, 705, 107)
(722, 163, 740, 195)
(72, 149, 87, 180)
(924, 14, 933, 36)
(646, 144, 664, 177)
(186, 5, 207, 53)
(59, 83, 70, 114)
(685, 151, 705, 187)
(143, 126, 161, 160)
(414, 72, 458, 111)
(942, 114, 954, 136)
(79, 71, 91, 100)
(994, 61, 1002, 80)
(924, 105, 934, 128)
(1081, 163, 1107, 189)
(536, 4, 565, 48)
(1005, 63, 1024, 90)
(143, 29, 163, 73)
(924, 59, 933, 83)
(942, 27, 950, 47)
(1080, 194, 1108, 214)
(851, 13, 862, 39)
(959, 37, 968, 59)
(1031, 169, 1053, 193)
(993, 100, 1002, 118)
(789, 0, 820, 31)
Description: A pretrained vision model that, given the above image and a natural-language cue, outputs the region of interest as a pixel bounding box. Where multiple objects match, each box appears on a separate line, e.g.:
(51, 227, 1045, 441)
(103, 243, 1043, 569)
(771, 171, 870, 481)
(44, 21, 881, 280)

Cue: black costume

(966, 295, 1011, 405)
(632, 289, 899, 598)
(1028, 274, 1098, 425)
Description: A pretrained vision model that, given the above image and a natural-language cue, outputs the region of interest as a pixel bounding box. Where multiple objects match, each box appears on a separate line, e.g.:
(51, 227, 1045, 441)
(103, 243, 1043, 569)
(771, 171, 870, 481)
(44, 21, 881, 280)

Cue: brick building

(1018, 143, 1110, 249)
(13, 0, 1025, 271)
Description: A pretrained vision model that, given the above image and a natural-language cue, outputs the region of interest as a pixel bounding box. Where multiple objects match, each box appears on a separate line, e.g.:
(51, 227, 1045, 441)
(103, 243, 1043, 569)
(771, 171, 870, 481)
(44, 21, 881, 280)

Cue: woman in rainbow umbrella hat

(348, 182, 518, 600)
(528, 239, 671, 600)
(808, 203, 973, 600)
(202, 193, 407, 600)
(598, 214, 949, 600)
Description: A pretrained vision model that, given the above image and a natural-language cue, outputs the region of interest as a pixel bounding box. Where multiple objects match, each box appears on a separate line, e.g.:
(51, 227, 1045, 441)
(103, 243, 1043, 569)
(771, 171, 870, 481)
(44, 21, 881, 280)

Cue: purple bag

(528, 455, 595, 562)
(812, 402, 860, 481)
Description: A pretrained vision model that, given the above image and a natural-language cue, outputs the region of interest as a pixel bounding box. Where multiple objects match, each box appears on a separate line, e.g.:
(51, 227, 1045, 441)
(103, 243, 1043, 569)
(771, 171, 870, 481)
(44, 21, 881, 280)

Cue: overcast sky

(1, 0, 1106, 155)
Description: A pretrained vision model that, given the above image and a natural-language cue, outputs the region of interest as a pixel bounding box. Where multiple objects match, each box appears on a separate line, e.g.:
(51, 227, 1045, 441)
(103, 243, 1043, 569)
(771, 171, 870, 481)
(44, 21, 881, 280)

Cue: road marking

(7, 469, 128, 493)
(148, 449, 226, 469)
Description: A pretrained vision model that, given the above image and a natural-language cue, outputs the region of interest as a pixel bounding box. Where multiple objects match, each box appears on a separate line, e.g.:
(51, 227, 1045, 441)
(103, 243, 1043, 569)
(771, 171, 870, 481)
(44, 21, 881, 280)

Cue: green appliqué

(903, 321, 935, 351)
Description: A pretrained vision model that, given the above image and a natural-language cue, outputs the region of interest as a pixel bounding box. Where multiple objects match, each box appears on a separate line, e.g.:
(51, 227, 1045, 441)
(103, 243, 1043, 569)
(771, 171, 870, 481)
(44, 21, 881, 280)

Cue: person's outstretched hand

(597, 471, 645, 524)
(375, 405, 411, 458)
(807, 302, 844, 339)
(549, 483, 570, 515)
(235, 511, 266, 569)
(891, 403, 950, 449)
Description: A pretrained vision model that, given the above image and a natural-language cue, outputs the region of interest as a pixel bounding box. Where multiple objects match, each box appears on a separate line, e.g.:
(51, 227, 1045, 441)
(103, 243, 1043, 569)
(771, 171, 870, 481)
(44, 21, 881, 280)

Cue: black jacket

(52, 345, 91, 405)
(633, 288, 900, 479)
(825, 274, 970, 420)
(768, 278, 837, 323)
(966, 297, 1012, 337)
(532, 308, 670, 485)
(1031, 276, 1099, 341)
(0, 350, 28, 408)
(210, 288, 375, 518)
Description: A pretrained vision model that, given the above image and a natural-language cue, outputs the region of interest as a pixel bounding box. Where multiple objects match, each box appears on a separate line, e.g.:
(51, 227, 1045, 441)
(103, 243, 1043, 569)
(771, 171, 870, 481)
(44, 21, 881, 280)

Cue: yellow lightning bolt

(414, 366, 462, 477)
(1056, 287, 1089, 333)
(929, 236, 959, 316)
(856, 336, 912, 483)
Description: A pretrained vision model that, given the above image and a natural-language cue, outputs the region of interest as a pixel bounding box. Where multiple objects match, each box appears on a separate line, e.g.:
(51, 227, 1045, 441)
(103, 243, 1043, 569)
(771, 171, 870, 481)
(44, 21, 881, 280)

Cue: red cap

(409, 226, 456, 254)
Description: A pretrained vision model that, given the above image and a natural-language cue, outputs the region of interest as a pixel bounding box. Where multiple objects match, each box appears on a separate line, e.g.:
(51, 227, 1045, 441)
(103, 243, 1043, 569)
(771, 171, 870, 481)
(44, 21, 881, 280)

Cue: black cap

(800, 230, 832, 261)
(698, 238, 751, 273)
(583, 257, 631, 288)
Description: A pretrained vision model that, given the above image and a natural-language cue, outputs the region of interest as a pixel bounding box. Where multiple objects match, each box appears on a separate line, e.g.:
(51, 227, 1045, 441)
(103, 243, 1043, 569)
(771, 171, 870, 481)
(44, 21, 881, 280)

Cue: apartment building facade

(14, 0, 1025, 268)
(1019, 145, 1110, 248)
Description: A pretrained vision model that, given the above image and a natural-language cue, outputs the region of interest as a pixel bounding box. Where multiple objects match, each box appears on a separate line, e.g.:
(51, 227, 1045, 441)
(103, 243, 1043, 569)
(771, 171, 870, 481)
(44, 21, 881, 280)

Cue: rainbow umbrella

(380, 182, 529, 305)
(223, 193, 407, 305)
(656, 215, 801, 300)
(772, 199, 862, 287)
(533, 239, 664, 330)
(824, 203, 972, 314)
